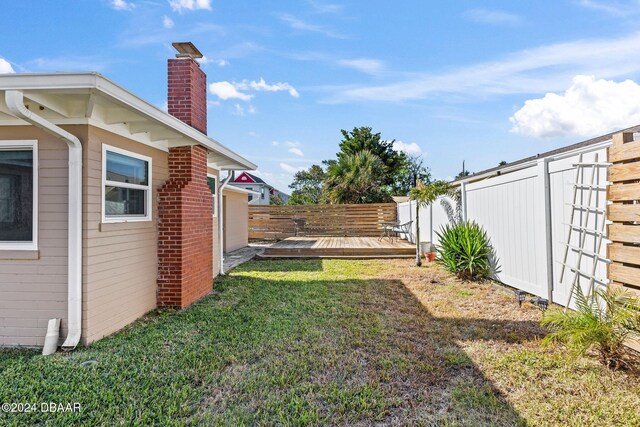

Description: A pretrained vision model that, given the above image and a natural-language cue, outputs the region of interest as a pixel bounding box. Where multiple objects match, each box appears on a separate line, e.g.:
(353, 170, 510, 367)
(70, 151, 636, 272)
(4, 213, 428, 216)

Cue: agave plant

(435, 221, 493, 281)
(541, 286, 640, 370)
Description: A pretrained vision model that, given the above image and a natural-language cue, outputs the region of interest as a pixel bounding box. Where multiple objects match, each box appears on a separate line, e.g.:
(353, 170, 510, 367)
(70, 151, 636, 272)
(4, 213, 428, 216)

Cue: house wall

(1, 124, 225, 347)
(0, 125, 83, 347)
(231, 183, 269, 205)
(223, 189, 249, 252)
(82, 126, 168, 344)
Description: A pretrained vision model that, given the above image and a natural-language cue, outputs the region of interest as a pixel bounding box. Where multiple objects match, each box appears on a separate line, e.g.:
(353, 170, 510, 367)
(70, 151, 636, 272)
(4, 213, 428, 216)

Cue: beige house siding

(208, 167, 221, 278)
(82, 126, 168, 344)
(223, 190, 249, 252)
(0, 125, 84, 346)
(1, 123, 223, 347)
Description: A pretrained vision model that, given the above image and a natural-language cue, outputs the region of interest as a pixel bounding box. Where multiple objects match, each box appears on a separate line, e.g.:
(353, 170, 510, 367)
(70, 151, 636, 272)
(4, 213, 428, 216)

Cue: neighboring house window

(102, 145, 152, 223)
(261, 188, 265, 199)
(248, 194, 253, 202)
(0, 140, 38, 250)
(207, 175, 217, 217)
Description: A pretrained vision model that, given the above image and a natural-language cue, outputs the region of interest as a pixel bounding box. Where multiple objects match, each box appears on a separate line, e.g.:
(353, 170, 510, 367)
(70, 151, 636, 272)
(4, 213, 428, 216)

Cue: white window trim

(207, 173, 218, 217)
(0, 140, 38, 251)
(102, 144, 152, 224)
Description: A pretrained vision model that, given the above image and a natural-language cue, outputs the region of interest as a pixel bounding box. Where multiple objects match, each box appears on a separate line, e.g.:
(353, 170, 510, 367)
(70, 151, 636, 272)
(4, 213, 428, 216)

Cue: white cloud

(0, 58, 15, 74)
(285, 141, 301, 147)
(464, 8, 522, 26)
(308, 0, 343, 14)
(393, 141, 423, 155)
(241, 78, 299, 97)
(510, 75, 640, 137)
(328, 32, 640, 103)
(575, 0, 640, 16)
(272, 141, 280, 146)
(29, 56, 111, 72)
(209, 81, 253, 101)
(111, 0, 134, 10)
(337, 58, 385, 75)
(233, 103, 245, 116)
(277, 13, 345, 39)
(163, 15, 174, 29)
(280, 162, 305, 174)
(288, 147, 304, 156)
(168, 0, 212, 12)
(198, 56, 229, 67)
(210, 79, 299, 102)
(232, 103, 256, 116)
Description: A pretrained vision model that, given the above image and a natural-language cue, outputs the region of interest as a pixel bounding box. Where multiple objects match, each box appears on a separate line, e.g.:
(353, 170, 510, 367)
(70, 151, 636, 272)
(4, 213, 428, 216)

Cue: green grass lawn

(1, 259, 639, 426)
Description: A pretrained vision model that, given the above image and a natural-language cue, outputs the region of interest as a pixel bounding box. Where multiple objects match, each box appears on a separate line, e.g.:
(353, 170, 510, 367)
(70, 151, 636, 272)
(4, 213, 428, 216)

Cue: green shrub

(541, 287, 640, 370)
(436, 221, 493, 281)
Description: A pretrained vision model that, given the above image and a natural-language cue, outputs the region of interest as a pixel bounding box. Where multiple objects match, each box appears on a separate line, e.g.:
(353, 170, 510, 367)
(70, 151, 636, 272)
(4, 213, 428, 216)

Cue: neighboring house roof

(0, 72, 257, 171)
(233, 171, 265, 184)
(453, 123, 640, 185)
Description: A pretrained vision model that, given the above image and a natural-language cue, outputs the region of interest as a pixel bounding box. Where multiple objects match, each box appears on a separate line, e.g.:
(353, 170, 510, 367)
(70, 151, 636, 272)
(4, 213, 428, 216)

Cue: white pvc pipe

(5, 90, 83, 351)
(42, 318, 61, 356)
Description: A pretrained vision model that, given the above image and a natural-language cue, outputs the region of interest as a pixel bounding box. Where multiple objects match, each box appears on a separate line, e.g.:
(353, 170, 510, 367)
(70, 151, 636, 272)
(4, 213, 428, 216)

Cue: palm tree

(324, 150, 392, 204)
(409, 180, 454, 266)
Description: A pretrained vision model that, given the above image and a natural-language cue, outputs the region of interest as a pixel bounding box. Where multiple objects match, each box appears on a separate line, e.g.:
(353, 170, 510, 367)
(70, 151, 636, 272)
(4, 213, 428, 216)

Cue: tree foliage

(541, 287, 640, 370)
(337, 127, 406, 187)
(288, 165, 326, 205)
(324, 150, 392, 204)
(269, 193, 284, 205)
(287, 126, 434, 204)
(391, 155, 432, 195)
(409, 180, 453, 207)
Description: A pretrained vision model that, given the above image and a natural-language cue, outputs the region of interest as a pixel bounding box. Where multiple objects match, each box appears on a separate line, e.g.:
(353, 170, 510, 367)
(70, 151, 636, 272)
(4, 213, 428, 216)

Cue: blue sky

(3, 1, 640, 191)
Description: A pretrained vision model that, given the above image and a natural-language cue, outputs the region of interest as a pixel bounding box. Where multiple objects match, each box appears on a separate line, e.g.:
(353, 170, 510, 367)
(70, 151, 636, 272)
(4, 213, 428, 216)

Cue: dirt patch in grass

(1, 258, 639, 426)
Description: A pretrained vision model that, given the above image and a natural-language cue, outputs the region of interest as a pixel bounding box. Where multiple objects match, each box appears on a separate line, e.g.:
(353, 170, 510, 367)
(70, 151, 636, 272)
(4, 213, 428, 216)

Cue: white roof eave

(0, 72, 257, 171)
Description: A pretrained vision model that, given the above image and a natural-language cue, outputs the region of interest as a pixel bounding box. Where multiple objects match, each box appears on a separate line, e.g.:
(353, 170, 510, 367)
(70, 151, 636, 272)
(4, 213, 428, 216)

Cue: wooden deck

(260, 236, 415, 259)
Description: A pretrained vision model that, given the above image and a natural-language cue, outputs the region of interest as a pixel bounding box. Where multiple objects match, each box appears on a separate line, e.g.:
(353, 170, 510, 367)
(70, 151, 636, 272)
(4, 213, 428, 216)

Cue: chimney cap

(171, 42, 204, 59)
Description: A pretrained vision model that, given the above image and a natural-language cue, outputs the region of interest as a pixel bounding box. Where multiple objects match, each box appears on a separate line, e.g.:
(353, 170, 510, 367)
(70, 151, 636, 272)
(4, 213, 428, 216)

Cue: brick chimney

(168, 42, 207, 134)
(157, 42, 213, 309)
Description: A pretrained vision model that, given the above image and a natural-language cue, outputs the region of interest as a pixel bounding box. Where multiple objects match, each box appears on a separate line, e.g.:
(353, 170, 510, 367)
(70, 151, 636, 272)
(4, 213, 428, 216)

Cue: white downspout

(218, 174, 232, 275)
(5, 90, 83, 351)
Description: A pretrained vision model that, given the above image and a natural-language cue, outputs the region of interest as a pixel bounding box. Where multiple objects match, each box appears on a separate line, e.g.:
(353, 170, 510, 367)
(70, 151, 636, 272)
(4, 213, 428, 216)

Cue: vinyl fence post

(460, 182, 468, 222)
(536, 158, 554, 302)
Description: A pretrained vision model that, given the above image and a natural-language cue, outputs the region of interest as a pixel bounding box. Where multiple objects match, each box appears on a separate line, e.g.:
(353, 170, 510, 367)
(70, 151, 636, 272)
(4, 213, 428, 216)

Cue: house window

(102, 145, 152, 223)
(261, 188, 265, 199)
(207, 175, 217, 217)
(0, 140, 38, 250)
(248, 194, 253, 202)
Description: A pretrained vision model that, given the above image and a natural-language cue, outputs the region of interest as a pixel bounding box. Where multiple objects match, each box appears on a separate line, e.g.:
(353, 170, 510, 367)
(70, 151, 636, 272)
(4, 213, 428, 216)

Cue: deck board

(261, 236, 415, 258)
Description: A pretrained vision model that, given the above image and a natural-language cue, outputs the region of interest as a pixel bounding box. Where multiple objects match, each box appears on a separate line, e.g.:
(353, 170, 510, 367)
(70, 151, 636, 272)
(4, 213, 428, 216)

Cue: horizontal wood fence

(608, 131, 640, 351)
(249, 203, 397, 240)
(608, 132, 640, 302)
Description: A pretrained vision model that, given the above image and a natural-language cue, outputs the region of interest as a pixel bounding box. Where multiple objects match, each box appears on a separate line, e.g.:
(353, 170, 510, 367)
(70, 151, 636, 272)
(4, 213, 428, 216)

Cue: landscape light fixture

(531, 298, 549, 311)
(515, 290, 526, 307)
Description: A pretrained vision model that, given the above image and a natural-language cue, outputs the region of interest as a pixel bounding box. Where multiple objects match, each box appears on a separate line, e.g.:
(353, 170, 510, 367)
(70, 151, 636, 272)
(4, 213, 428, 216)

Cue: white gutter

(218, 174, 232, 275)
(5, 90, 83, 351)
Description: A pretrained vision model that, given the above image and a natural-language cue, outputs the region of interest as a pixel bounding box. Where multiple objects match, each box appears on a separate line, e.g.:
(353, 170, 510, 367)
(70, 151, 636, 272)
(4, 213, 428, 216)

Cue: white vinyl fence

(397, 142, 610, 308)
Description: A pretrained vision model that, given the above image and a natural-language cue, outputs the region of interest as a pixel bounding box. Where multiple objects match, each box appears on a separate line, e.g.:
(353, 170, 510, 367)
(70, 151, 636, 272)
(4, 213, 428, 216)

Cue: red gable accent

(235, 172, 256, 183)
